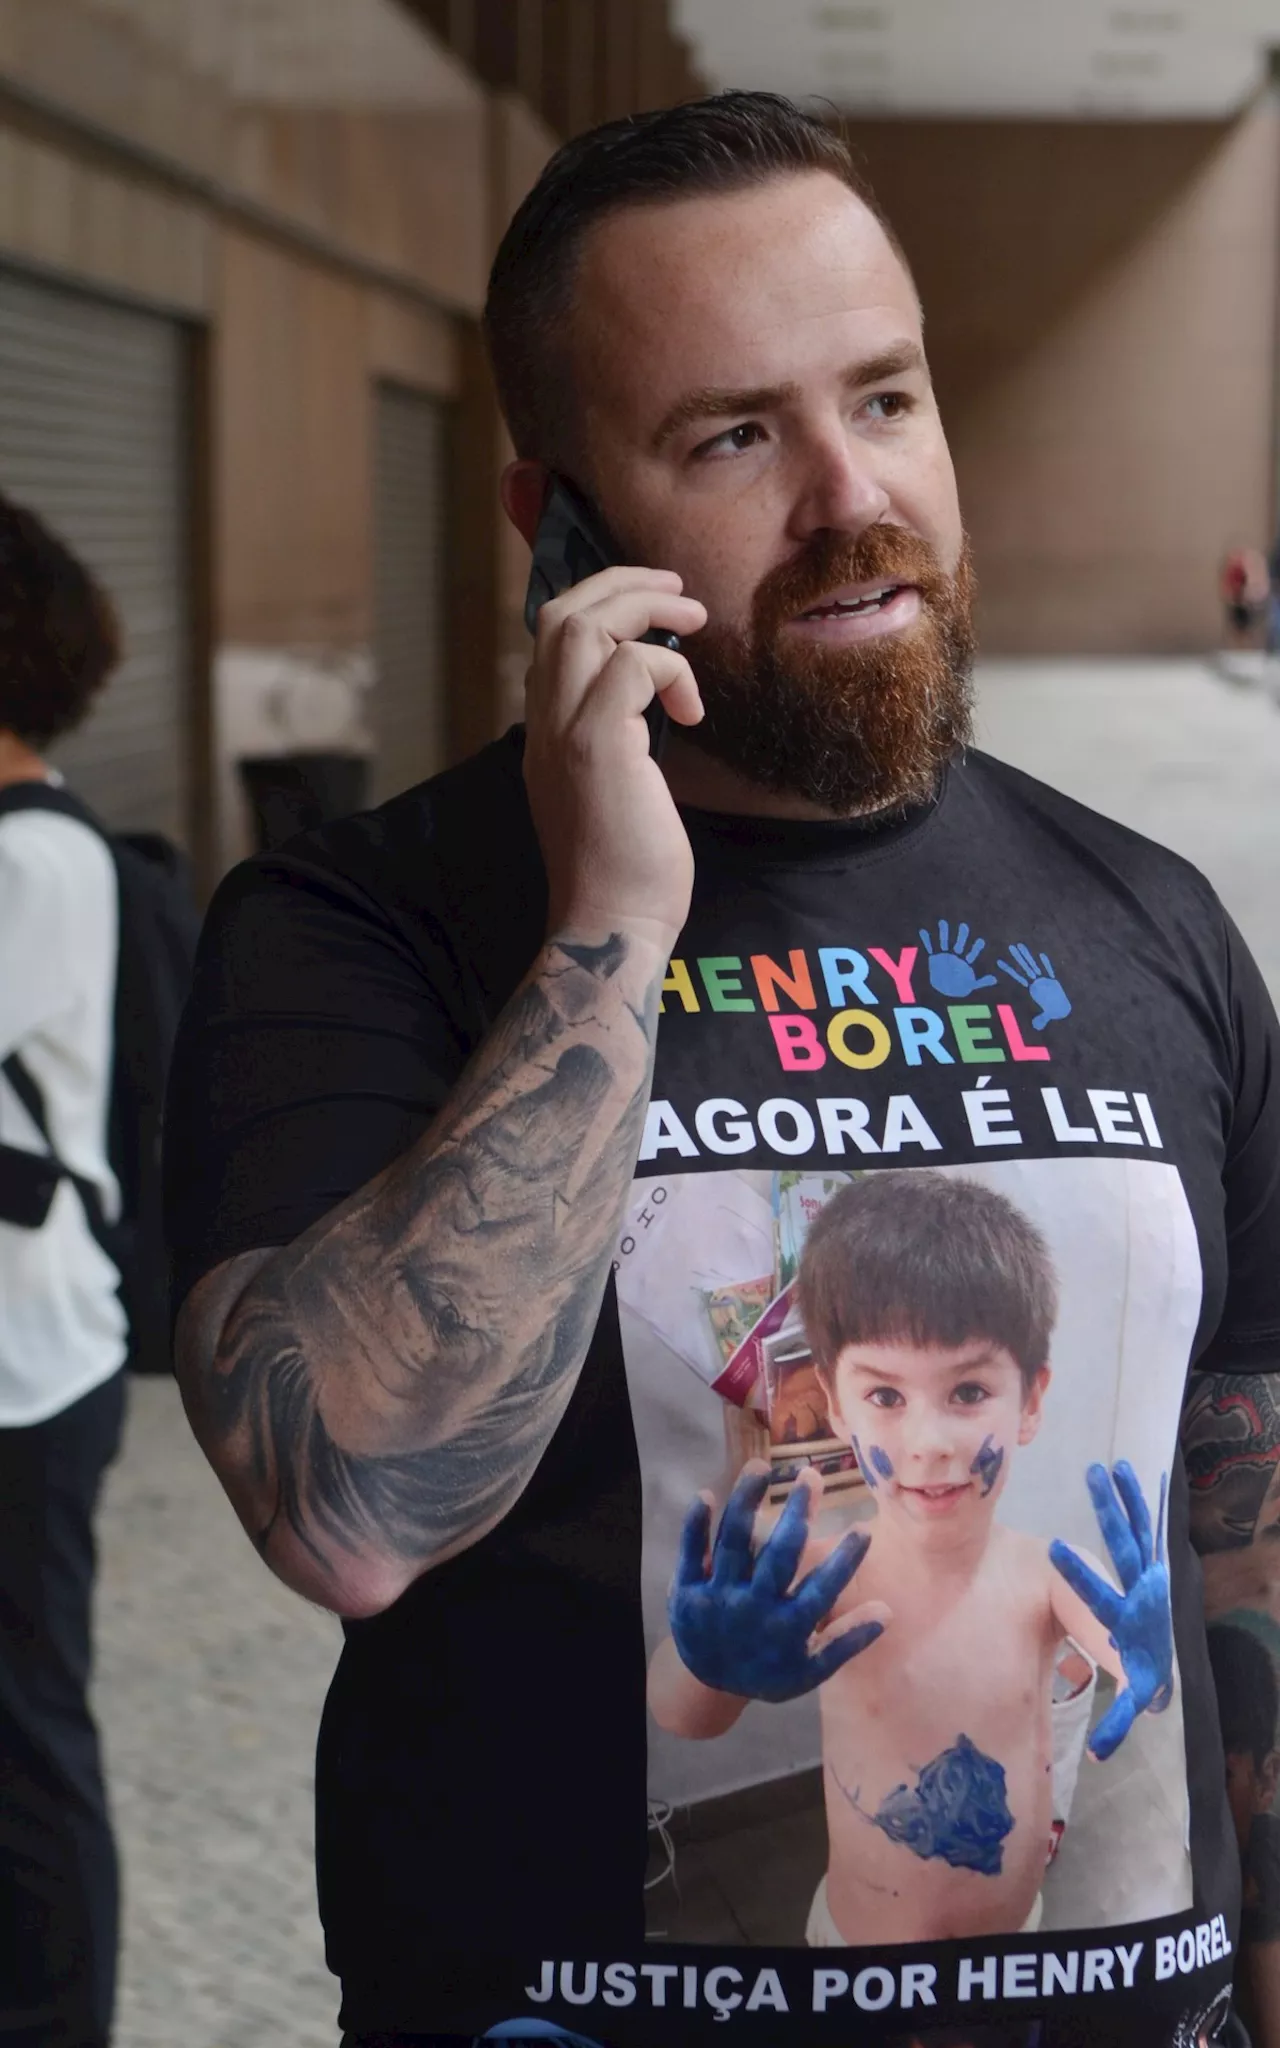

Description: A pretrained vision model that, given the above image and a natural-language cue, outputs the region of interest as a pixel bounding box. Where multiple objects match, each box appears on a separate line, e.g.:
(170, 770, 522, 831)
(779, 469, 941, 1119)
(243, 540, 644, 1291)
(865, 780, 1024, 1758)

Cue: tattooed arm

(176, 928, 664, 1615)
(1183, 1371, 1280, 2048)
(175, 560, 709, 1617)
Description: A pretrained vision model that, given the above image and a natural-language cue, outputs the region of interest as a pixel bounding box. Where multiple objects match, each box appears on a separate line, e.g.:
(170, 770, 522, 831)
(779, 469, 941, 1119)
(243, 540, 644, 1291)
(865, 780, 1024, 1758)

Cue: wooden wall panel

(215, 227, 372, 651)
(853, 101, 1280, 652)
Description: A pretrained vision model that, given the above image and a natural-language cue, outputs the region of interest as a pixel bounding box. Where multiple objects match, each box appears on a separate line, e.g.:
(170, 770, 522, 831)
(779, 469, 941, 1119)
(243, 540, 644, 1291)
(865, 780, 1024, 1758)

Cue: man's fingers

(790, 1528, 873, 1633)
(1086, 1463, 1143, 1591)
(1089, 1685, 1138, 1762)
(549, 640, 703, 741)
(1049, 1537, 1123, 1632)
(710, 1465, 770, 1588)
(537, 579, 706, 676)
(673, 1495, 713, 1592)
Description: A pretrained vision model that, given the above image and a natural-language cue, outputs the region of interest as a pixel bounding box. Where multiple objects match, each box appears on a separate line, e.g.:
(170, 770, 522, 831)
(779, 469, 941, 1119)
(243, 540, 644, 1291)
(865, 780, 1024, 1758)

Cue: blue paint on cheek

(869, 1445, 894, 1481)
(852, 1436, 877, 1489)
(971, 1434, 1004, 1497)
(845, 1733, 1014, 1877)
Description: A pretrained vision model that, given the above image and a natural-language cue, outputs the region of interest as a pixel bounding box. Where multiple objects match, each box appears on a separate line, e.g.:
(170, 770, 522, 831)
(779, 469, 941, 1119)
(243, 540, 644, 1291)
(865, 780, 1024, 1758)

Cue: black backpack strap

(0, 1050, 112, 1246)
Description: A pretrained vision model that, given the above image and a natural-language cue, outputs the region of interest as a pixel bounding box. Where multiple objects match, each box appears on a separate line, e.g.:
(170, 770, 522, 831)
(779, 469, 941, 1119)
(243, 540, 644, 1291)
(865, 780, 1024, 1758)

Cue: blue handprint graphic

(1050, 1463, 1173, 1762)
(669, 1466, 884, 1702)
(919, 920, 997, 999)
(998, 941, 1072, 1029)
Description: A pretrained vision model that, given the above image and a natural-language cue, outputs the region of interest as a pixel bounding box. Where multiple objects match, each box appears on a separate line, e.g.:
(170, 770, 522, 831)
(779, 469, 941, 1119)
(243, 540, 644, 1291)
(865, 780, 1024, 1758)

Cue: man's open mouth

(796, 583, 909, 622)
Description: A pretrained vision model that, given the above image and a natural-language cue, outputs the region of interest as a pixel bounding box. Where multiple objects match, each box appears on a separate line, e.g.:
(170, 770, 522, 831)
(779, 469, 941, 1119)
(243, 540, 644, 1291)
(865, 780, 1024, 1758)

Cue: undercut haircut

(1208, 1621, 1279, 1768)
(798, 1171, 1058, 1393)
(0, 494, 120, 745)
(484, 89, 907, 465)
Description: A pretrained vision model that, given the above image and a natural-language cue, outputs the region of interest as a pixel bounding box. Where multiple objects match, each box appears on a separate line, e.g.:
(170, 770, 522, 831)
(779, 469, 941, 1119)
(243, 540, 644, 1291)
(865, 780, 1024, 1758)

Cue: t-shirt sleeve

(164, 848, 473, 1320)
(1199, 909, 1280, 1372)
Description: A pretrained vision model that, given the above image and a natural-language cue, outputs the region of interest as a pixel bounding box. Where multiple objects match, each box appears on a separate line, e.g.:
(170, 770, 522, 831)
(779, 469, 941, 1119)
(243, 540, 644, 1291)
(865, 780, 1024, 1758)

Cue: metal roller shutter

(0, 267, 193, 842)
(372, 381, 447, 804)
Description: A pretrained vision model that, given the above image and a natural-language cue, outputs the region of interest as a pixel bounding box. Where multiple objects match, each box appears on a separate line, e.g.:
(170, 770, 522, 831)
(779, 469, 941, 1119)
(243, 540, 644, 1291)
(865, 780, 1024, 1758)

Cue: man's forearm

(176, 926, 665, 1614)
(1183, 1369, 1280, 2043)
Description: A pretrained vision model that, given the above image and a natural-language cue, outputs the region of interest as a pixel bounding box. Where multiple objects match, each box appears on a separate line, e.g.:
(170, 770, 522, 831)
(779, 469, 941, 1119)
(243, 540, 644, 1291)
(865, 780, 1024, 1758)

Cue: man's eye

(864, 391, 911, 422)
(694, 422, 766, 460)
(868, 1387, 904, 1409)
(953, 1382, 990, 1406)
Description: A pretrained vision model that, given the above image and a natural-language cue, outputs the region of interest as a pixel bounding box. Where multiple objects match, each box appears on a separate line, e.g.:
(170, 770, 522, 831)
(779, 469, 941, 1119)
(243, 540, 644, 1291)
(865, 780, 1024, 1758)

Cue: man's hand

(668, 1464, 889, 1702)
(522, 566, 707, 944)
(1051, 1463, 1173, 1761)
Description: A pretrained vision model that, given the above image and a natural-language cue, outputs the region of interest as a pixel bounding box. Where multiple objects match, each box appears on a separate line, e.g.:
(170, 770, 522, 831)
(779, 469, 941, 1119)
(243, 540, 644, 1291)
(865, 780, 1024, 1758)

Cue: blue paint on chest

(848, 1733, 1014, 1877)
(971, 1434, 1004, 1497)
(869, 1444, 894, 1480)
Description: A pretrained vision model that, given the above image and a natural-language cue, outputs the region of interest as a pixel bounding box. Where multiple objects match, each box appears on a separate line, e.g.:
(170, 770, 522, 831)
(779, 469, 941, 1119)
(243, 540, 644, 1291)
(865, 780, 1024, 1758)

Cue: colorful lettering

(895, 1007, 954, 1066)
(868, 944, 918, 1004)
(818, 946, 877, 1007)
(998, 1004, 1050, 1062)
(698, 957, 755, 1012)
(769, 1014, 826, 1070)
(827, 1008, 892, 1070)
(660, 959, 700, 1014)
(948, 1004, 1005, 1064)
(750, 949, 817, 1012)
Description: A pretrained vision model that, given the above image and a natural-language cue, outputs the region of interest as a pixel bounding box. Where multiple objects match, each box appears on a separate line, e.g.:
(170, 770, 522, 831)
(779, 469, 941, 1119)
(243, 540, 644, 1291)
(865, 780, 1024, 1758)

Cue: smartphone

(523, 474, 680, 759)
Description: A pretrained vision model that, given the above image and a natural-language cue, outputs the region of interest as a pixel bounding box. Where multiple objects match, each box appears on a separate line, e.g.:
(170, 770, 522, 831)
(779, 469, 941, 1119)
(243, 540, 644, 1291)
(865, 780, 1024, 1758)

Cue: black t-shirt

(167, 729, 1280, 2048)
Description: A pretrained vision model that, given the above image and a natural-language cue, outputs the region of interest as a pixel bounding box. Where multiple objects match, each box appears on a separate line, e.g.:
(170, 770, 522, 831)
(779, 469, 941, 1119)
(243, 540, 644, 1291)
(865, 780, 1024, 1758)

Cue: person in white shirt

(0, 494, 126, 2048)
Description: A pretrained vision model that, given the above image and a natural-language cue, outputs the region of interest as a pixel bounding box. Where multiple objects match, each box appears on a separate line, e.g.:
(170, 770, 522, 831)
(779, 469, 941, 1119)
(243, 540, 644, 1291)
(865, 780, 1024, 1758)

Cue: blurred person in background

(1218, 544, 1269, 650)
(0, 496, 126, 2048)
(167, 92, 1279, 2048)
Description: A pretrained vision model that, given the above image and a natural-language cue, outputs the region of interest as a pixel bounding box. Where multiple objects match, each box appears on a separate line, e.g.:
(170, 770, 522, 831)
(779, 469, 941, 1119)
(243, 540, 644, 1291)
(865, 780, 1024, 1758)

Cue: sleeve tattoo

(182, 931, 662, 1589)
(1184, 1370, 1280, 1944)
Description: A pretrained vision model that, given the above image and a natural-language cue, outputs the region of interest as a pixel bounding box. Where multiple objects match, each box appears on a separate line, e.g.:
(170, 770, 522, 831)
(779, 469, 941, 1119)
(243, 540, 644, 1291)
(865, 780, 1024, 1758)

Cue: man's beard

(681, 526, 977, 815)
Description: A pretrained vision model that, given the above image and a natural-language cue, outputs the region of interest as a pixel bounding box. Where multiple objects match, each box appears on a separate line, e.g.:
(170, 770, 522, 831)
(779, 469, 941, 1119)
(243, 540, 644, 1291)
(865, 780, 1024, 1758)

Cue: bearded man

(167, 94, 1280, 2048)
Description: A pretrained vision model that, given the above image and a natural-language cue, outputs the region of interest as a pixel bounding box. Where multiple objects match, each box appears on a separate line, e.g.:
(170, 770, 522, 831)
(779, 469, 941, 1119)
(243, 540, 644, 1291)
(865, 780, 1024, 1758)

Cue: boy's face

(824, 1335, 1050, 1539)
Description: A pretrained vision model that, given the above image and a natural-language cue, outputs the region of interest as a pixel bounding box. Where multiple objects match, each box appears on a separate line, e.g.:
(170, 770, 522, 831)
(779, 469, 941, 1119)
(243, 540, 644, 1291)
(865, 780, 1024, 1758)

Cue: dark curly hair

(484, 89, 907, 465)
(0, 494, 121, 746)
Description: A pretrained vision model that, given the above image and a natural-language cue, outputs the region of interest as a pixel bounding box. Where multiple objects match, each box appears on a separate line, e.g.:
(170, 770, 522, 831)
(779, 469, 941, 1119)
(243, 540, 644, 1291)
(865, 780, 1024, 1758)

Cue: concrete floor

(92, 657, 1280, 2046)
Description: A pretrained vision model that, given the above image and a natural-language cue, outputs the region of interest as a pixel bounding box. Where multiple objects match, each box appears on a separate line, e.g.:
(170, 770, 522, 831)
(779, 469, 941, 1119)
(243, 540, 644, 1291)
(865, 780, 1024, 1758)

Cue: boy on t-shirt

(648, 1172, 1174, 1946)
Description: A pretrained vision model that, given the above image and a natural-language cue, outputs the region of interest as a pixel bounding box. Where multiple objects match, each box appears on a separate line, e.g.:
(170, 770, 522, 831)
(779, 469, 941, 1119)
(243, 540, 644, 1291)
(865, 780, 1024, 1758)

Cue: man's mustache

(753, 525, 952, 635)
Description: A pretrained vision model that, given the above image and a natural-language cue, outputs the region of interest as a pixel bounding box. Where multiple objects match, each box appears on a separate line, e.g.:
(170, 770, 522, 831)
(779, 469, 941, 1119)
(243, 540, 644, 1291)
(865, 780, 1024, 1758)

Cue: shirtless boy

(648, 1171, 1174, 1946)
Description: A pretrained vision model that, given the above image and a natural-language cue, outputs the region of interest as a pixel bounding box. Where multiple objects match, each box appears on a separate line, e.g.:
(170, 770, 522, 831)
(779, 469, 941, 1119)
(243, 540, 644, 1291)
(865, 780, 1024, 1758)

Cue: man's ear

(501, 460, 551, 547)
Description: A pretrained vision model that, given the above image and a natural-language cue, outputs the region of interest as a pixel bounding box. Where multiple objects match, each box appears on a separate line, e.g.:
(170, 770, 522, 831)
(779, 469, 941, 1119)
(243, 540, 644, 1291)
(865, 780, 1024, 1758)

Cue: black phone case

(524, 477, 678, 758)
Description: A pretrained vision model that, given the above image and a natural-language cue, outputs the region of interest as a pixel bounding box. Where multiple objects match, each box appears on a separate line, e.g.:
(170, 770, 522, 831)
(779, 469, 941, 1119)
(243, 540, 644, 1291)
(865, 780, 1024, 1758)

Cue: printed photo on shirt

(616, 1157, 1201, 1950)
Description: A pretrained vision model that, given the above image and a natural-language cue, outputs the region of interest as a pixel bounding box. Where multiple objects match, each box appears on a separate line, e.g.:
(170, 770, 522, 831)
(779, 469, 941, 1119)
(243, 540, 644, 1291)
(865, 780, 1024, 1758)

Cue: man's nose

(786, 424, 892, 541)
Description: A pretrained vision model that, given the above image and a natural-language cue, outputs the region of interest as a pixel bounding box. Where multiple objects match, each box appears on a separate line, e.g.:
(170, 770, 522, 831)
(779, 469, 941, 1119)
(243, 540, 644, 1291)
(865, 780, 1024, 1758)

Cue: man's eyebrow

(650, 340, 929, 451)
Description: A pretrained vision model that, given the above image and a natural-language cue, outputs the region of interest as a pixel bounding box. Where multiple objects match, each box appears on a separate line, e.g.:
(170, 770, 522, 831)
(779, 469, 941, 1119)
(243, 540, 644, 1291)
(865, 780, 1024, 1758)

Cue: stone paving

(91, 657, 1280, 2046)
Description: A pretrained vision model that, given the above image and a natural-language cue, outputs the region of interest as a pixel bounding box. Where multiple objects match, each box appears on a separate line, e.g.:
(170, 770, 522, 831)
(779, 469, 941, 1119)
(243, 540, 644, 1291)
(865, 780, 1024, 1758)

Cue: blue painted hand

(919, 920, 997, 999)
(668, 1466, 886, 1703)
(1050, 1463, 1173, 1761)
(997, 942, 1072, 1029)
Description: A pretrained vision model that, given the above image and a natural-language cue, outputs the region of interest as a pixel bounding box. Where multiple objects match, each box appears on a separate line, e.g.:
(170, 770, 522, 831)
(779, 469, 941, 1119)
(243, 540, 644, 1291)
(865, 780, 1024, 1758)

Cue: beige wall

(449, 91, 559, 763)
(855, 100, 1280, 653)
(212, 228, 462, 863)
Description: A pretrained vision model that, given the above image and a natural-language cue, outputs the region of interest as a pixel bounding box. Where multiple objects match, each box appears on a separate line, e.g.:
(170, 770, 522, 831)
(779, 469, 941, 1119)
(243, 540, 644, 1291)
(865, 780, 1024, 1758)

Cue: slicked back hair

(798, 1172, 1059, 1395)
(484, 89, 907, 466)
